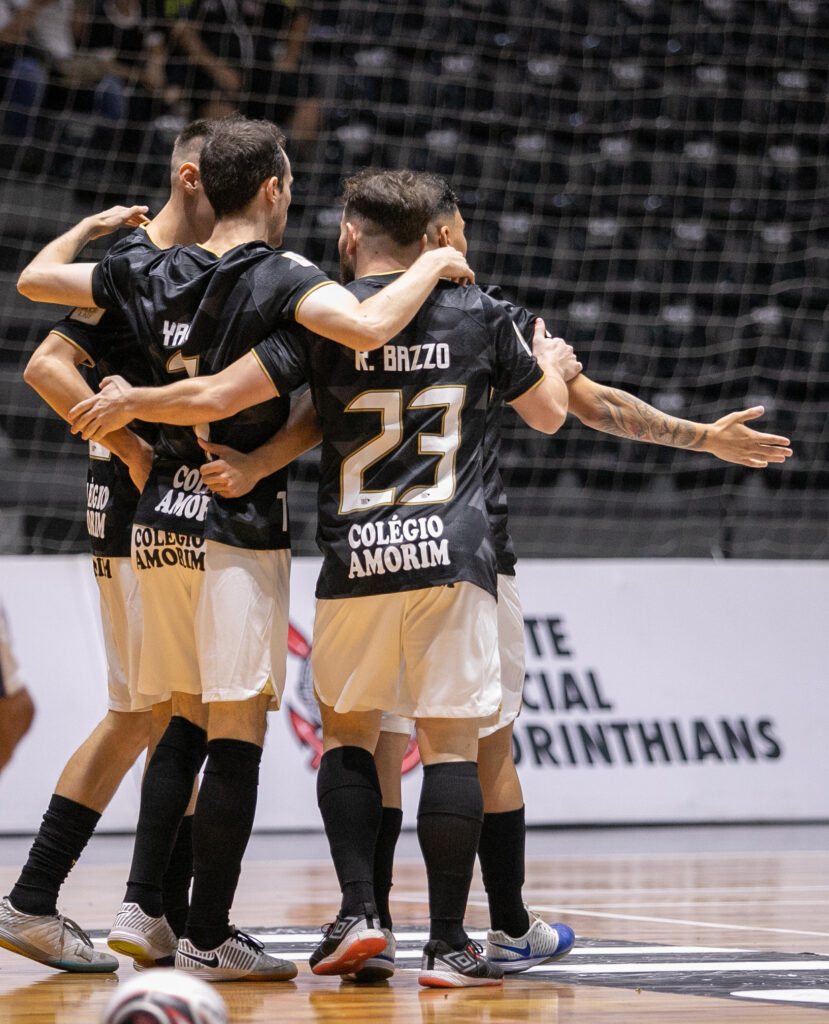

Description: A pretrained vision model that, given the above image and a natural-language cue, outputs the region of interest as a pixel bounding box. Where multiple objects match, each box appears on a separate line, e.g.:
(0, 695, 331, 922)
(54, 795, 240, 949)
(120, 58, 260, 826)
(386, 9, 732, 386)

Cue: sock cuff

(316, 746, 380, 802)
(418, 761, 483, 822)
(205, 737, 263, 769)
(47, 794, 101, 831)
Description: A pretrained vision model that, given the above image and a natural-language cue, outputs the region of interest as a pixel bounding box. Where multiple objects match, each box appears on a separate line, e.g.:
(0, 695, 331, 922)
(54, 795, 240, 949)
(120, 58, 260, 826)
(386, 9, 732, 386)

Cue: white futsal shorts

(313, 581, 501, 720)
(0, 601, 26, 698)
(132, 528, 289, 709)
(95, 555, 154, 712)
(381, 573, 525, 739)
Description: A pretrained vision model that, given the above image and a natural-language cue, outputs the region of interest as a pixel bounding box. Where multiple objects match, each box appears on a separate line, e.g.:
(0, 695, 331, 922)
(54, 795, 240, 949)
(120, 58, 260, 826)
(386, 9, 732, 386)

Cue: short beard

(339, 252, 355, 284)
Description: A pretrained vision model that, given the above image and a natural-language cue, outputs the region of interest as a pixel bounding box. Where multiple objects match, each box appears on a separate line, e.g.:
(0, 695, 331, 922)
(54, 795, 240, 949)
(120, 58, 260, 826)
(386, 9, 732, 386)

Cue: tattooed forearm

(591, 387, 709, 450)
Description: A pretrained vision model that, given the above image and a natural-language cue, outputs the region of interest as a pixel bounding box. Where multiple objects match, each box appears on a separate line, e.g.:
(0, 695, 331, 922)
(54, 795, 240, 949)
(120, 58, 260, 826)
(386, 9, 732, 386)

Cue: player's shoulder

(105, 225, 160, 259)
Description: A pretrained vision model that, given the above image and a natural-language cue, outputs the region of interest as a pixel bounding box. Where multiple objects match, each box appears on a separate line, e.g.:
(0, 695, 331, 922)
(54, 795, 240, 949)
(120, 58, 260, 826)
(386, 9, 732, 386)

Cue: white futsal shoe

(175, 928, 297, 981)
(108, 902, 178, 965)
(342, 927, 396, 982)
(0, 895, 118, 972)
(486, 911, 575, 972)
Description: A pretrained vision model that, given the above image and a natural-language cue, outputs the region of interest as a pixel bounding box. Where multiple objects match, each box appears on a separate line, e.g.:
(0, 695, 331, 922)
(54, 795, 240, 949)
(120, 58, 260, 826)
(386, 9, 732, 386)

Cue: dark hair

(199, 116, 287, 219)
(170, 118, 215, 167)
(341, 168, 435, 247)
(420, 173, 459, 221)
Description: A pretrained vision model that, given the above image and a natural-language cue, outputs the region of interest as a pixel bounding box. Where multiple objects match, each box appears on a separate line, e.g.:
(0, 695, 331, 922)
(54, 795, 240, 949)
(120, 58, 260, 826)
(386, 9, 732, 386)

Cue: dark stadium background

(1, 0, 826, 559)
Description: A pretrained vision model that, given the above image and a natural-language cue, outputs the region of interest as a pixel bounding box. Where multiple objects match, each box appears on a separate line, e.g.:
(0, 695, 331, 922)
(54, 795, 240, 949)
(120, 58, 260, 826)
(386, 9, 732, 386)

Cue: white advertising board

(0, 555, 826, 833)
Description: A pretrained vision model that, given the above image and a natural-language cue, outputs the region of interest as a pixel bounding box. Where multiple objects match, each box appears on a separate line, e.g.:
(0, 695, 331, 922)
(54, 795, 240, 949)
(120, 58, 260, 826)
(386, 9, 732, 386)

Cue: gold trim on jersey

(251, 349, 281, 396)
(293, 280, 336, 321)
(49, 331, 95, 368)
(506, 369, 546, 403)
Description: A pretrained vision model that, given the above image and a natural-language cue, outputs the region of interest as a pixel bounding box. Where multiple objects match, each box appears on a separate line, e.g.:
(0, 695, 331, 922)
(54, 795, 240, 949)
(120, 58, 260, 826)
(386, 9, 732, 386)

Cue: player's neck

(146, 200, 205, 250)
(353, 253, 413, 279)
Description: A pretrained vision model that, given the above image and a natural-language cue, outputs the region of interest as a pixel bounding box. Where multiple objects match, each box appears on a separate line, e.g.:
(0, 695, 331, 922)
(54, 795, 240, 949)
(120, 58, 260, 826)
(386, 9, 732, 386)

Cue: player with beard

(0, 120, 216, 974)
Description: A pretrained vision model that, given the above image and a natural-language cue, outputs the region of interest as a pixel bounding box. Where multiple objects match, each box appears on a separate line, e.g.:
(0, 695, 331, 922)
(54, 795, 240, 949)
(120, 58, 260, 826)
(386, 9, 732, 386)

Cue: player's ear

(438, 225, 451, 247)
(264, 176, 280, 203)
(345, 220, 360, 253)
(419, 233, 427, 254)
(179, 161, 200, 193)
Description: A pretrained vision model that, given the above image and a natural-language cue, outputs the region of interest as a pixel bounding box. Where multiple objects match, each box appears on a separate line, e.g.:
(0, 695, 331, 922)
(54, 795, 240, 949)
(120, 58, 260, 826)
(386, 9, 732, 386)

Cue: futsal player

(165, 173, 795, 982)
(0, 120, 217, 974)
(19, 120, 474, 982)
(67, 168, 573, 988)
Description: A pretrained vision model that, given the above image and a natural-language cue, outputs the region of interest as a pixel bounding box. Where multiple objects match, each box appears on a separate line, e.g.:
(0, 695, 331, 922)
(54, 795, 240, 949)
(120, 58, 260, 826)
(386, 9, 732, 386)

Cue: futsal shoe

(108, 902, 178, 965)
(342, 928, 396, 982)
(419, 938, 504, 988)
(0, 895, 118, 972)
(486, 912, 575, 973)
(309, 904, 387, 976)
(175, 929, 297, 982)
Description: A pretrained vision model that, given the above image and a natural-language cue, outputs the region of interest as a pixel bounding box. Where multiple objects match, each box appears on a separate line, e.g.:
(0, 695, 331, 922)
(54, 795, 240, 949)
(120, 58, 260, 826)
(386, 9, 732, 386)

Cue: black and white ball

(100, 969, 229, 1024)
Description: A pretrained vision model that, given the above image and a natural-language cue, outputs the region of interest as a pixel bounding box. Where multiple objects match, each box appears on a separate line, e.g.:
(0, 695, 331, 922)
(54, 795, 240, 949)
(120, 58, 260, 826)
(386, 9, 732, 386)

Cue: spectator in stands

(0, 0, 61, 147)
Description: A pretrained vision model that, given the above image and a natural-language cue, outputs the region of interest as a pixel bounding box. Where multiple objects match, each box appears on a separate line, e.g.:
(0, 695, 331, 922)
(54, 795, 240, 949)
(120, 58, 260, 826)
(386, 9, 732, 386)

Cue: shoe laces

(230, 927, 264, 954)
(57, 912, 94, 948)
(464, 939, 484, 958)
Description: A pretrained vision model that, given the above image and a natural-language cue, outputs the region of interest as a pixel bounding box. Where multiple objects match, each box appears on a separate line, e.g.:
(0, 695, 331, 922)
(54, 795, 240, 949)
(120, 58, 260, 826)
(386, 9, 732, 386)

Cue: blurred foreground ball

(101, 969, 229, 1024)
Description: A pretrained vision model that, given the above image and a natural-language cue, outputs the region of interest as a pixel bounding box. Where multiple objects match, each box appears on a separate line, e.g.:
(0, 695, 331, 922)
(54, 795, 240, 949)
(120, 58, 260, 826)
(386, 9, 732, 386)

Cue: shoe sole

(311, 932, 387, 976)
(0, 931, 118, 973)
(418, 969, 503, 988)
(492, 941, 575, 974)
(108, 931, 175, 964)
(175, 960, 298, 982)
(343, 955, 396, 982)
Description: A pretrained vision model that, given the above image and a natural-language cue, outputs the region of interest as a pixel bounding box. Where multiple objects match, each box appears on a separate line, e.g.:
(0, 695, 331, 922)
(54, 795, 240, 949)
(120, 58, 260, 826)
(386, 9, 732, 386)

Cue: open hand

(706, 407, 793, 467)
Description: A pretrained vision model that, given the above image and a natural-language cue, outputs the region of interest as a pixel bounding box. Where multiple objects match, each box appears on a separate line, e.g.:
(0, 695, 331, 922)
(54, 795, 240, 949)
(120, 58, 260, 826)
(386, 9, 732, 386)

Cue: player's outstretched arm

(68, 351, 275, 440)
(198, 390, 322, 499)
(17, 205, 149, 306)
(567, 375, 793, 467)
(24, 332, 153, 490)
(295, 245, 474, 352)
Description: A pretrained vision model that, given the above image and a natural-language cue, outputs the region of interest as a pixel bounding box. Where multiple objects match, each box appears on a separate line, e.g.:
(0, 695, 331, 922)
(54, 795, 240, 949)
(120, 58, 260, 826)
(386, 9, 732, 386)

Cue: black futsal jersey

(481, 285, 542, 579)
(91, 238, 332, 549)
(254, 274, 545, 600)
(50, 232, 161, 560)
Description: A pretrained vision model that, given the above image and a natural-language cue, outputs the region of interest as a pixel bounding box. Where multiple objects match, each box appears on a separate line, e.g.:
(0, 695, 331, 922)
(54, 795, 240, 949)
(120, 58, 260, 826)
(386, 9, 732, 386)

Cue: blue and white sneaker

(486, 911, 574, 973)
(342, 928, 395, 982)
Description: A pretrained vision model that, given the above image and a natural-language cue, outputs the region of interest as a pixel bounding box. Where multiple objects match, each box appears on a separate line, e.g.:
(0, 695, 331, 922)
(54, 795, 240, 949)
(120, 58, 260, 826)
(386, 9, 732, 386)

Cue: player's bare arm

(296, 245, 474, 352)
(567, 374, 793, 468)
(198, 390, 322, 499)
(68, 350, 275, 440)
(24, 332, 153, 490)
(16, 205, 150, 306)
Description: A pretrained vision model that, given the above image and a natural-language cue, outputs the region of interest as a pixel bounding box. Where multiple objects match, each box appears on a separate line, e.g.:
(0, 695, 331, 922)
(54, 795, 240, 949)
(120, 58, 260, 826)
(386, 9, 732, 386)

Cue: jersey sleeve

(488, 301, 545, 402)
(252, 329, 310, 397)
(251, 251, 334, 325)
(49, 305, 133, 366)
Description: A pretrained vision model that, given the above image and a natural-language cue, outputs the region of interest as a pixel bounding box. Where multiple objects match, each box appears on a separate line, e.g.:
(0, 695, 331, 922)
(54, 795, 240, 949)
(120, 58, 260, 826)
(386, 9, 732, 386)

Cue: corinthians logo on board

(285, 621, 421, 773)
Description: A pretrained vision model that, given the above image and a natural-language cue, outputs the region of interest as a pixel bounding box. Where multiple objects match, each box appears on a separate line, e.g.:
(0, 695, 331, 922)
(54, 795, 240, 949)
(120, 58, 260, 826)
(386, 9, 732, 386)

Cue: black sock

(185, 739, 262, 950)
(417, 762, 483, 948)
(316, 746, 382, 917)
(478, 806, 529, 936)
(10, 795, 100, 915)
(374, 806, 403, 930)
(125, 716, 206, 918)
(162, 814, 193, 937)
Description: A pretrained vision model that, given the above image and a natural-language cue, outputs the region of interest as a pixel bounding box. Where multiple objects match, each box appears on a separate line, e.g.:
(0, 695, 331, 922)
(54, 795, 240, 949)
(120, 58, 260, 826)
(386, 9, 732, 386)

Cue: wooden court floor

(1, 827, 828, 1023)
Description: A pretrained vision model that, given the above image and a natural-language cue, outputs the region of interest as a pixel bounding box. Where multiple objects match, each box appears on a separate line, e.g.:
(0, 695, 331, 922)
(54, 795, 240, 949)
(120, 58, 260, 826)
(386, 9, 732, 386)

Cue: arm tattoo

(592, 387, 709, 450)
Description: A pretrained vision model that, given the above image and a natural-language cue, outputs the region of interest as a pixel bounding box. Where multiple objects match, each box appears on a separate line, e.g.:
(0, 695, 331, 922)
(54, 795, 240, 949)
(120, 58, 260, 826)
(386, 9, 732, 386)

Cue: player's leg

(307, 702, 387, 976)
(109, 534, 209, 968)
(415, 715, 501, 988)
(478, 573, 574, 972)
(170, 542, 295, 982)
(404, 582, 503, 988)
(0, 567, 154, 974)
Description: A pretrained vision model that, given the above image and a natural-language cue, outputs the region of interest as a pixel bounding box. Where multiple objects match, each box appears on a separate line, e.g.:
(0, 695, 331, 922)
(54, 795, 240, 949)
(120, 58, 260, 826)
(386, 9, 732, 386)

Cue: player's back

(255, 275, 543, 596)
